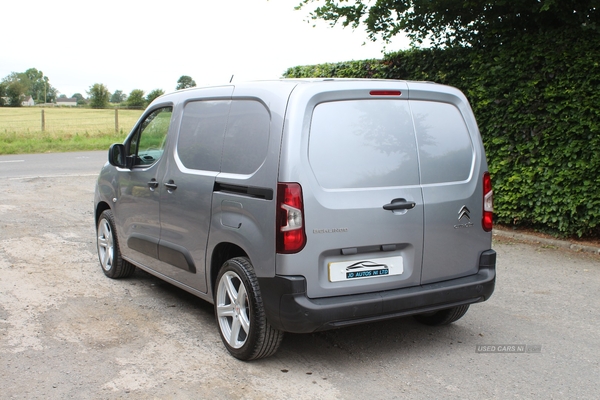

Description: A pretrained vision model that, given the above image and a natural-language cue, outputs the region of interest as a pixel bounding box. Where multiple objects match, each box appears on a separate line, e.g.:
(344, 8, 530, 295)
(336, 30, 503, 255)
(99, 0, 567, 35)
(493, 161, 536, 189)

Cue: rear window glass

(177, 100, 230, 172)
(411, 101, 473, 184)
(308, 100, 420, 189)
(221, 100, 270, 175)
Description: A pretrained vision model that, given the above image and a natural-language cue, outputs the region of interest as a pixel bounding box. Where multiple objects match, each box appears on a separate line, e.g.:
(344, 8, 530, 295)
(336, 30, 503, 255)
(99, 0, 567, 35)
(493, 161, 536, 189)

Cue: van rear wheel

(214, 257, 283, 360)
(413, 305, 470, 326)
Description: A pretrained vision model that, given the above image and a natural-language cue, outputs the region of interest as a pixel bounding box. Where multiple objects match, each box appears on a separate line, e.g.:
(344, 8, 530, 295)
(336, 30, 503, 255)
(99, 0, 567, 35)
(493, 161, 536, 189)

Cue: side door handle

(164, 180, 177, 192)
(147, 179, 159, 191)
(383, 198, 416, 211)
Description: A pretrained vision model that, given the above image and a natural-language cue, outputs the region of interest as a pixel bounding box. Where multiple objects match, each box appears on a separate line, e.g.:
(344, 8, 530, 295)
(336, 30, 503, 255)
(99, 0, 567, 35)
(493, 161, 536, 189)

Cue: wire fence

(0, 107, 144, 136)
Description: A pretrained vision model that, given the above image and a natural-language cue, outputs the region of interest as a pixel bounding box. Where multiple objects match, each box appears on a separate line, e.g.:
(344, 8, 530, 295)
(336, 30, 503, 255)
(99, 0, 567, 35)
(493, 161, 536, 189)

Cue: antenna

(229, 75, 234, 83)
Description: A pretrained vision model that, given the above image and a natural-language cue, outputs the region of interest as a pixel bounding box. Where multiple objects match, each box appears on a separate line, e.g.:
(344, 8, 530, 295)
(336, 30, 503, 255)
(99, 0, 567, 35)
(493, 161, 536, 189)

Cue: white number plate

(328, 256, 403, 282)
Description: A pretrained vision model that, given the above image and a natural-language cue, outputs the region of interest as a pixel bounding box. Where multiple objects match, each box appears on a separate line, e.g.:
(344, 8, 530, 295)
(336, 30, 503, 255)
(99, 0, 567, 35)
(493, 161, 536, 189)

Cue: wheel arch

(95, 201, 111, 225)
(210, 242, 248, 295)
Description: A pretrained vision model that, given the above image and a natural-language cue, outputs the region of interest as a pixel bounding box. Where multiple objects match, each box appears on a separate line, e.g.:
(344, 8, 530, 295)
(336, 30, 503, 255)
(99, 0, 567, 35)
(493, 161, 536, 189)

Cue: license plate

(328, 256, 403, 282)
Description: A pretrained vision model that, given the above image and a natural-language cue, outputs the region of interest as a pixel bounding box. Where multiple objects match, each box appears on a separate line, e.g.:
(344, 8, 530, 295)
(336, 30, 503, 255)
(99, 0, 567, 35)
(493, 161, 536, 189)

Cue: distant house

(22, 96, 35, 106)
(56, 97, 77, 107)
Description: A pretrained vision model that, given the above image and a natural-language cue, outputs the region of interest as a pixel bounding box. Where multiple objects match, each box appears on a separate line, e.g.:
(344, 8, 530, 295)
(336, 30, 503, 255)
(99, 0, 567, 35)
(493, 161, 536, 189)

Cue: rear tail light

(482, 172, 493, 232)
(276, 182, 306, 254)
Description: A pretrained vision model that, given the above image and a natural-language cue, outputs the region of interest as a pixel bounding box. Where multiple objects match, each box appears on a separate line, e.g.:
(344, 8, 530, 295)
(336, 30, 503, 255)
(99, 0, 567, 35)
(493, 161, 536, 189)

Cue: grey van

(94, 79, 496, 360)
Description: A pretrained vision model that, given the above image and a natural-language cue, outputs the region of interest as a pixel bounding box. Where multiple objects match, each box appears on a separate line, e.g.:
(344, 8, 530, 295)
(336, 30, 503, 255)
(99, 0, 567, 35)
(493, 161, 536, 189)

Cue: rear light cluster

(276, 183, 306, 254)
(482, 172, 493, 232)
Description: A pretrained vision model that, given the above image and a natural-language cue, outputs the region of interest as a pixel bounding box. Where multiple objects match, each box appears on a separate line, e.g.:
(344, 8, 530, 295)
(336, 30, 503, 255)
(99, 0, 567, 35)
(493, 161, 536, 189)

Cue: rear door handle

(164, 180, 177, 192)
(383, 198, 416, 211)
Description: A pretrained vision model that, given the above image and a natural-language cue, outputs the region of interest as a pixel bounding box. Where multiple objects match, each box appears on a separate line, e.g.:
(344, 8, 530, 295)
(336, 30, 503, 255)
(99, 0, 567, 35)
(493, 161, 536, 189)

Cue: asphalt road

(0, 151, 107, 178)
(0, 151, 598, 399)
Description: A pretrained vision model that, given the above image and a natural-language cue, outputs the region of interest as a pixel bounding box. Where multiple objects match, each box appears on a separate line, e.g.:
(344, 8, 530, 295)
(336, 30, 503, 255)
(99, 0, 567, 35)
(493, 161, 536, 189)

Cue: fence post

(41, 109, 45, 132)
(115, 108, 119, 133)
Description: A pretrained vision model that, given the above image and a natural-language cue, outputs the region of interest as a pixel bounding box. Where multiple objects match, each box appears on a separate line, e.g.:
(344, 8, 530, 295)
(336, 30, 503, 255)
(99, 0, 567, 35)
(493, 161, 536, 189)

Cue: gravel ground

(1, 170, 599, 399)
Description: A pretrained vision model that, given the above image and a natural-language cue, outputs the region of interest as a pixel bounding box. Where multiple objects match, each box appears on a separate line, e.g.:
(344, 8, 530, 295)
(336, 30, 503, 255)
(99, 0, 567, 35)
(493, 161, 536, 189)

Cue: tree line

(292, 0, 600, 238)
(0, 68, 58, 106)
(0, 71, 197, 108)
(298, 0, 598, 48)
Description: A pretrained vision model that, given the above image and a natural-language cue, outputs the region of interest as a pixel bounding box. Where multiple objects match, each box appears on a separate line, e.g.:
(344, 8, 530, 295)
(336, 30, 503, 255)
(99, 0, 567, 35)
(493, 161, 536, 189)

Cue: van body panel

(115, 162, 164, 271)
(205, 82, 298, 280)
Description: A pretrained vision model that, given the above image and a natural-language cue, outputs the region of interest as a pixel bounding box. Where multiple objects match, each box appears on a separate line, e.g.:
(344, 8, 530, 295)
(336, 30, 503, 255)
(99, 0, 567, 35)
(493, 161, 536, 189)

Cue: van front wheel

(413, 305, 470, 326)
(214, 257, 283, 360)
(96, 209, 135, 279)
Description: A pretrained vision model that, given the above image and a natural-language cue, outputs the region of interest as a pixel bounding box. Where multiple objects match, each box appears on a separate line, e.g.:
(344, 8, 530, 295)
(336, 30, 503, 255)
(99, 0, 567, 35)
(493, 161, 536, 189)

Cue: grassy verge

(0, 130, 130, 154)
(0, 107, 143, 154)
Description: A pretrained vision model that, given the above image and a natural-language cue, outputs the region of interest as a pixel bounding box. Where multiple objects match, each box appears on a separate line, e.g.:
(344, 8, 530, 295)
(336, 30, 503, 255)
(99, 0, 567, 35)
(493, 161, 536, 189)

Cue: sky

(1, 0, 410, 98)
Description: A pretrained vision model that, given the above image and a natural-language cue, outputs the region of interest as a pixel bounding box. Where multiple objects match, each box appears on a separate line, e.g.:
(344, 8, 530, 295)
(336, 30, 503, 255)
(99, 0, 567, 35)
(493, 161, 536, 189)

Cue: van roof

(151, 78, 454, 106)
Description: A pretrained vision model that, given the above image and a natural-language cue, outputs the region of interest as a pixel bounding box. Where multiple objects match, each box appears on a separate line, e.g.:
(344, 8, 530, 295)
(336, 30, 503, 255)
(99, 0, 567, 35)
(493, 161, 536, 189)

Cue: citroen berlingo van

(94, 79, 496, 360)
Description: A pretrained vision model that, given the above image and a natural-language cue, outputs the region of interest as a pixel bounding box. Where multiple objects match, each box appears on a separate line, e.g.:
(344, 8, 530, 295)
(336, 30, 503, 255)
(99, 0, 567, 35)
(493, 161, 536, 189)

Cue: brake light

(482, 172, 493, 232)
(370, 90, 401, 96)
(276, 183, 306, 253)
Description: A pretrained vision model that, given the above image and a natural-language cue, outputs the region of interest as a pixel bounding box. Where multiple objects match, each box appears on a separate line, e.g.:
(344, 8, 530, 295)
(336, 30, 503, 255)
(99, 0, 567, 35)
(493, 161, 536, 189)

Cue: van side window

(177, 100, 231, 171)
(309, 100, 419, 189)
(411, 101, 474, 184)
(221, 100, 270, 175)
(129, 106, 173, 166)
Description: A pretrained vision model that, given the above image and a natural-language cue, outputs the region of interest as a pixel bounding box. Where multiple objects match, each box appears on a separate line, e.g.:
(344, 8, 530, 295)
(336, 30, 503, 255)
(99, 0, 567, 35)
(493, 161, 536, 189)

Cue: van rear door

(278, 82, 424, 299)
(408, 83, 491, 283)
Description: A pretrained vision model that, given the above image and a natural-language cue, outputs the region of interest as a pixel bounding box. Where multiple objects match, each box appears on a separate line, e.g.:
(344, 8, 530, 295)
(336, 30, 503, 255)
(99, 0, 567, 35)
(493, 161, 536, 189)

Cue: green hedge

(284, 30, 600, 238)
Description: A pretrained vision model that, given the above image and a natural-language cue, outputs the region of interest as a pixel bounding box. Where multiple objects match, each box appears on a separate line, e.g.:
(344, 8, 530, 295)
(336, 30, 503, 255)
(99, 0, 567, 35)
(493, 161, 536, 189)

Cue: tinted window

(411, 101, 473, 184)
(308, 100, 419, 189)
(177, 100, 230, 171)
(221, 100, 270, 175)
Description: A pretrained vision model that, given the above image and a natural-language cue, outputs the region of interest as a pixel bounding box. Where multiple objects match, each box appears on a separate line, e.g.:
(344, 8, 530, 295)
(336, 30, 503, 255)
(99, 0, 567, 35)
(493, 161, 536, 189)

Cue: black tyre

(413, 305, 470, 326)
(96, 209, 135, 279)
(214, 257, 283, 361)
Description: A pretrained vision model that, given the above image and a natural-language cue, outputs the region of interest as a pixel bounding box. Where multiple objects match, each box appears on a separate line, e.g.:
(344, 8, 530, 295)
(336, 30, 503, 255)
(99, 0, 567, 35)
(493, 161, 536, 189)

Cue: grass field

(0, 107, 144, 154)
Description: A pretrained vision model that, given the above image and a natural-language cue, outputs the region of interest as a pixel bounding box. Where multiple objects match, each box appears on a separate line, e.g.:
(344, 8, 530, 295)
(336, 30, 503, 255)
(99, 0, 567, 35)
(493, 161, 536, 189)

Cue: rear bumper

(259, 250, 496, 333)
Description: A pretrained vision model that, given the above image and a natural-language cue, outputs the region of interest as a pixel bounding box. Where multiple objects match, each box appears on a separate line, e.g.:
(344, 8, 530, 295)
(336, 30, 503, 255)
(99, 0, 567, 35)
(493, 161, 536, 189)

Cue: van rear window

(308, 100, 420, 189)
(410, 101, 473, 184)
(308, 99, 474, 189)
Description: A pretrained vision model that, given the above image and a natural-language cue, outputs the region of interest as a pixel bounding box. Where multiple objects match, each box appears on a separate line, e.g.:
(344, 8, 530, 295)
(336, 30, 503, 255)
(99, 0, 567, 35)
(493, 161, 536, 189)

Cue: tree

(2, 73, 24, 107)
(1, 72, 27, 107)
(176, 75, 196, 90)
(22, 68, 45, 103)
(0, 82, 6, 106)
(44, 82, 58, 104)
(146, 89, 165, 104)
(87, 83, 110, 108)
(110, 90, 126, 104)
(18, 68, 57, 103)
(297, 0, 600, 47)
(1, 68, 58, 104)
(72, 93, 87, 106)
(127, 89, 146, 108)
(5, 81, 26, 107)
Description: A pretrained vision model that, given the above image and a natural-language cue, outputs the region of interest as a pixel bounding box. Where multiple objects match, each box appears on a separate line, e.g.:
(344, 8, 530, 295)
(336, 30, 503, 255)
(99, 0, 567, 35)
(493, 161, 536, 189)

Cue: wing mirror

(108, 143, 133, 169)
